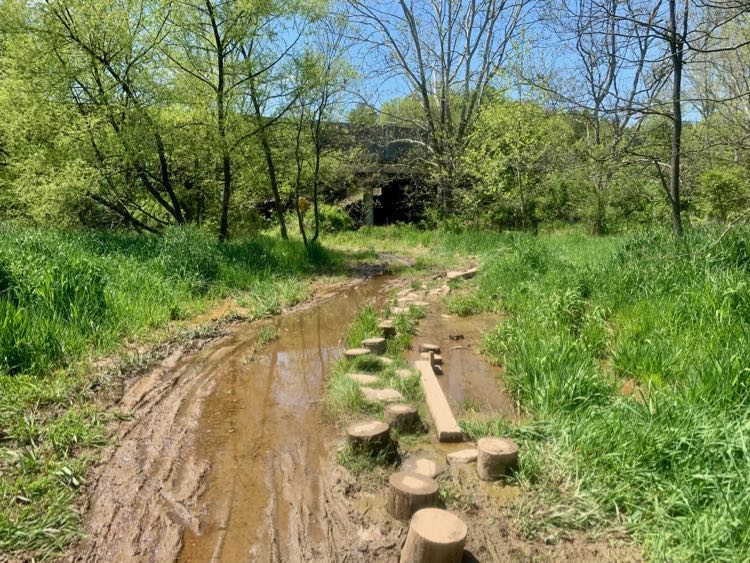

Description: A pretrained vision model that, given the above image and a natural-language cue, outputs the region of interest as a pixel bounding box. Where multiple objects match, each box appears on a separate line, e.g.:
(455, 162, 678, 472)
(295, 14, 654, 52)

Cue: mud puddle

(404, 297, 516, 420)
(178, 275, 401, 562)
(70, 275, 400, 563)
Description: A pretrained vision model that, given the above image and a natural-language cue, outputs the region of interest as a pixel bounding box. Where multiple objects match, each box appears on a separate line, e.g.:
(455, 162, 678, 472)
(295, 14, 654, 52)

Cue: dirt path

(69, 275, 402, 562)
(69, 270, 640, 563)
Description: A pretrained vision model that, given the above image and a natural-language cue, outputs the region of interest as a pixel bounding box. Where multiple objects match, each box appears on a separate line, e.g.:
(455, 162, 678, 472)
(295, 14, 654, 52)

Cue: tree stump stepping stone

(429, 285, 451, 296)
(385, 403, 420, 433)
(361, 387, 404, 403)
(391, 307, 409, 315)
(446, 268, 478, 281)
(432, 354, 443, 366)
(379, 321, 396, 339)
(446, 448, 478, 464)
(433, 365, 444, 376)
(344, 348, 371, 359)
(476, 437, 519, 481)
(419, 343, 441, 353)
(386, 471, 439, 520)
(410, 301, 430, 308)
(420, 351, 435, 363)
(402, 454, 445, 479)
(347, 373, 379, 385)
(400, 508, 468, 563)
(347, 421, 391, 455)
(396, 368, 414, 379)
(379, 357, 394, 365)
(362, 337, 386, 355)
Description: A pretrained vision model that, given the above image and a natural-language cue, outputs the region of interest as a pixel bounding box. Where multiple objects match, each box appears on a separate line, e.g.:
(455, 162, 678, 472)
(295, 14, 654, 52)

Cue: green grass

(0, 223, 356, 558)
(452, 227, 750, 561)
(7, 221, 749, 560)
(325, 306, 423, 421)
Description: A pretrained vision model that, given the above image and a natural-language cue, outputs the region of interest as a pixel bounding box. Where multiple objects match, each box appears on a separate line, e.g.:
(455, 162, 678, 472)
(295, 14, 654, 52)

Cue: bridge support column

(364, 185, 374, 226)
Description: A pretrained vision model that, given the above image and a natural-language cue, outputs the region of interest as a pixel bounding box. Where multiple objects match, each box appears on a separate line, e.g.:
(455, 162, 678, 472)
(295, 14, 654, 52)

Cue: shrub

(318, 204, 354, 233)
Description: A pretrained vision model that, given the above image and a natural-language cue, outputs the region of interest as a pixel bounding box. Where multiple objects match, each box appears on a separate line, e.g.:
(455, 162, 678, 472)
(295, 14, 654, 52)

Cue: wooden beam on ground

(414, 360, 463, 442)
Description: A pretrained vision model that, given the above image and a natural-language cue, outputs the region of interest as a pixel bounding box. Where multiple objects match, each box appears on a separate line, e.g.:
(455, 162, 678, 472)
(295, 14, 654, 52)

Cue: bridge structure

(340, 123, 428, 226)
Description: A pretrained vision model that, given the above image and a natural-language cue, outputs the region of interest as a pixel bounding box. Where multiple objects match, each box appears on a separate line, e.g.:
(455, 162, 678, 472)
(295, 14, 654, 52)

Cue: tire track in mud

(70, 275, 401, 563)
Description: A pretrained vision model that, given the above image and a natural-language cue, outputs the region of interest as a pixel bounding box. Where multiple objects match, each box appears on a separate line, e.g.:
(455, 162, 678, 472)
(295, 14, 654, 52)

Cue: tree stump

(419, 343, 441, 353)
(400, 508, 467, 563)
(476, 437, 519, 481)
(432, 354, 443, 366)
(386, 471, 438, 520)
(385, 403, 420, 433)
(347, 421, 391, 455)
(379, 321, 396, 340)
(362, 337, 387, 355)
(344, 348, 371, 359)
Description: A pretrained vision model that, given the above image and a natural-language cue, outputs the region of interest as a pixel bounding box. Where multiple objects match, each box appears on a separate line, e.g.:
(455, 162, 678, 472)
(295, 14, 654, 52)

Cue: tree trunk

(668, 0, 687, 237)
(249, 78, 288, 240)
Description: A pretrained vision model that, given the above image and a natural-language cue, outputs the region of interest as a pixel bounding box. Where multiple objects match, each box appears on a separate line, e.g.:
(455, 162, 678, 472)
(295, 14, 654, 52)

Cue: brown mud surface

(69, 270, 640, 563)
(68, 274, 404, 562)
(403, 295, 516, 420)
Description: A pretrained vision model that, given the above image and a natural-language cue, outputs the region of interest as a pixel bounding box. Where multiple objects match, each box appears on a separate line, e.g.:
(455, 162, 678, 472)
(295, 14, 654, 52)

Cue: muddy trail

(70, 275, 403, 562)
(70, 273, 639, 563)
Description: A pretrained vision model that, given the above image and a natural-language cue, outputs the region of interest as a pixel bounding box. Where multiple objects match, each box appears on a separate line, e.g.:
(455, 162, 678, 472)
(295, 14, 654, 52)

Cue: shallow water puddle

(179, 276, 398, 562)
(405, 302, 516, 420)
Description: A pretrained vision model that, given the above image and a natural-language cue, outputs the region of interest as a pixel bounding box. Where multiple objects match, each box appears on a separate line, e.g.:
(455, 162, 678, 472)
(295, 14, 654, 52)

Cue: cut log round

(347, 421, 391, 455)
(476, 437, 519, 481)
(379, 321, 396, 339)
(399, 508, 467, 563)
(347, 373, 379, 385)
(385, 403, 420, 433)
(362, 337, 387, 355)
(361, 387, 403, 403)
(432, 354, 443, 366)
(419, 343, 441, 353)
(446, 268, 478, 281)
(419, 351, 434, 364)
(344, 348, 371, 359)
(386, 471, 438, 521)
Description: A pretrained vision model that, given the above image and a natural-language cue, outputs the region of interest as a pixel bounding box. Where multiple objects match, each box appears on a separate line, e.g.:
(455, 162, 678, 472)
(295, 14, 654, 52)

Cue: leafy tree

(462, 100, 573, 230)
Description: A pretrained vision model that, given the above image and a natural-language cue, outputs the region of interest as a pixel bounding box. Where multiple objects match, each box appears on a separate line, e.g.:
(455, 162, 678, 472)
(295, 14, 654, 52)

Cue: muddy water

(406, 302, 516, 420)
(178, 276, 399, 563)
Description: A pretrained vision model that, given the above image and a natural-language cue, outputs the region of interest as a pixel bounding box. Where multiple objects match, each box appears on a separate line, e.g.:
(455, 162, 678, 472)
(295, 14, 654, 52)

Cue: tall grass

(463, 227, 750, 561)
(0, 223, 347, 558)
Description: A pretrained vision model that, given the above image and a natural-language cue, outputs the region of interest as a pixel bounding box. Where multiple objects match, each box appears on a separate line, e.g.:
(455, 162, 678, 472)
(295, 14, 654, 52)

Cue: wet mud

(71, 273, 639, 563)
(70, 275, 401, 562)
(179, 276, 401, 562)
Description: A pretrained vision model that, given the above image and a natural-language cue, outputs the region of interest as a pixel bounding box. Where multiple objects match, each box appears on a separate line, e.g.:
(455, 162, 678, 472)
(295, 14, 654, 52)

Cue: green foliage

(462, 100, 574, 230)
(697, 166, 750, 221)
(158, 225, 220, 291)
(460, 226, 750, 560)
(317, 204, 354, 233)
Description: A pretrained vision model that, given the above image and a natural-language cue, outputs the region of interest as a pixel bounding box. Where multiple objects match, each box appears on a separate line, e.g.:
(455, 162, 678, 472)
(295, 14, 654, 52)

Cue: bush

(318, 204, 354, 233)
